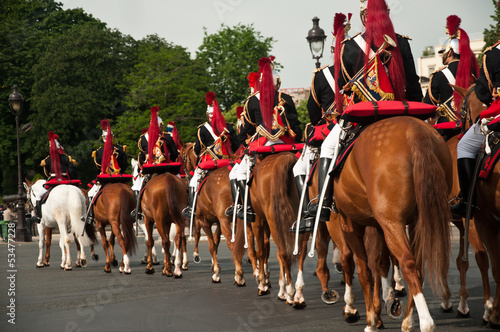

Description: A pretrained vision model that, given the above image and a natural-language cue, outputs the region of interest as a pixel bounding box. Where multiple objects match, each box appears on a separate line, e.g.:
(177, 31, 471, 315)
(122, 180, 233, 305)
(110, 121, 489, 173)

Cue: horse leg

(108, 232, 118, 267)
(157, 220, 173, 277)
(110, 223, 130, 274)
(263, 223, 271, 289)
(252, 219, 269, 295)
(193, 222, 202, 263)
(58, 222, 72, 271)
(392, 256, 406, 297)
(201, 220, 220, 283)
(97, 223, 111, 273)
(292, 232, 309, 309)
(36, 223, 46, 268)
(43, 227, 52, 266)
(144, 218, 156, 274)
(246, 224, 259, 280)
(315, 222, 332, 302)
(172, 223, 183, 277)
(179, 226, 189, 270)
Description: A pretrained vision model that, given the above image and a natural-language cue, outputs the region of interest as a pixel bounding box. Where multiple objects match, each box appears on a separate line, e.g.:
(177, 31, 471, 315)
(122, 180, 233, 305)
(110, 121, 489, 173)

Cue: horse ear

(449, 84, 468, 97)
(25, 177, 31, 187)
(23, 182, 29, 191)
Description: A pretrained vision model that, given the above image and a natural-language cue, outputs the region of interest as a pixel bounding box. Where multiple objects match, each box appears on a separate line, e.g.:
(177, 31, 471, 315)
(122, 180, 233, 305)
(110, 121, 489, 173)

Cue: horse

(92, 182, 137, 273)
(452, 84, 498, 327)
(26, 179, 97, 270)
(141, 172, 188, 277)
(334, 116, 453, 332)
(249, 152, 309, 307)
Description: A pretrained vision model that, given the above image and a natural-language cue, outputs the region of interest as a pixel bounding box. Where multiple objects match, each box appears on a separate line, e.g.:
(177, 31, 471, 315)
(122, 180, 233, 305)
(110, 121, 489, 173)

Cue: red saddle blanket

(197, 159, 231, 170)
(479, 143, 500, 179)
(341, 101, 437, 124)
(97, 173, 133, 184)
(44, 179, 82, 188)
(250, 143, 304, 155)
(141, 162, 181, 175)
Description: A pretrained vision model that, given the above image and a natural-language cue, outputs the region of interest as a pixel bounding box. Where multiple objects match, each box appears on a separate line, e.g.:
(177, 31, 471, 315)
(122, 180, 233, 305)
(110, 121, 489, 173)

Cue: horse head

(451, 84, 487, 132)
(181, 142, 197, 176)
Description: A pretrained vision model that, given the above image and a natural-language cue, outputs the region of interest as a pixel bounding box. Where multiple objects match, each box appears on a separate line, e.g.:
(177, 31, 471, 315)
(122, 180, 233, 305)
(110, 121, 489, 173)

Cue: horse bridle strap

(461, 86, 476, 132)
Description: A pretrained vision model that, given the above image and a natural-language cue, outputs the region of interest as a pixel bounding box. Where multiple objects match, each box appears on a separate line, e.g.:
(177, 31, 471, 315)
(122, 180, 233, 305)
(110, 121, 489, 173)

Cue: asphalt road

(0, 226, 495, 332)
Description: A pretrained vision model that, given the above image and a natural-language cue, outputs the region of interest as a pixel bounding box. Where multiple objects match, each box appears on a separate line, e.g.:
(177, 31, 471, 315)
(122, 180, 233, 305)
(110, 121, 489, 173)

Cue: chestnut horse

(141, 172, 188, 277)
(93, 183, 137, 273)
(250, 152, 309, 307)
(453, 84, 498, 327)
(334, 116, 453, 331)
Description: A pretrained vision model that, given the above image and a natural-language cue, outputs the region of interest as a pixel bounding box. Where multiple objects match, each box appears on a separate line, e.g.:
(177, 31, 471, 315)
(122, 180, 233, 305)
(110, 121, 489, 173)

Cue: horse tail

(165, 174, 184, 228)
(70, 188, 94, 247)
(410, 126, 451, 295)
(270, 152, 298, 262)
(120, 187, 137, 256)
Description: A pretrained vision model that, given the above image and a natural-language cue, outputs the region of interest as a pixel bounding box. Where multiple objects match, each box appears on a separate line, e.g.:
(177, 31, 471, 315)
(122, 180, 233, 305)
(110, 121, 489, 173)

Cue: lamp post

(8, 85, 31, 242)
(306, 17, 327, 69)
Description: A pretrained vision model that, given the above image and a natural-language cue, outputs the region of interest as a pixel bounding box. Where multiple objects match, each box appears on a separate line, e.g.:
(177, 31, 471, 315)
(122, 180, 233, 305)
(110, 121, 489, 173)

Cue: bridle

(460, 85, 477, 133)
(181, 144, 197, 177)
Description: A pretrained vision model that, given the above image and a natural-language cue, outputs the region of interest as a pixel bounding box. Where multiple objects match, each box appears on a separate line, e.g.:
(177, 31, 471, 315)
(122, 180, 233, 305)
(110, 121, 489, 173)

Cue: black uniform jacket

(423, 60, 459, 105)
(238, 91, 303, 144)
(138, 132, 179, 166)
(339, 33, 423, 102)
(476, 44, 500, 106)
(93, 144, 128, 173)
(194, 122, 240, 156)
(41, 154, 78, 179)
(307, 65, 336, 126)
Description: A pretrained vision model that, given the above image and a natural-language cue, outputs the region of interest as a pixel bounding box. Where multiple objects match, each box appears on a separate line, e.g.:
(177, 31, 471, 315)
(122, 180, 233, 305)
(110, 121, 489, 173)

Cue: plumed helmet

(99, 119, 114, 174)
(147, 106, 161, 163)
(100, 119, 113, 142)
(205, 91, 228, 136)
(236, 106, 244, 118)
(48, 131, 64, 178)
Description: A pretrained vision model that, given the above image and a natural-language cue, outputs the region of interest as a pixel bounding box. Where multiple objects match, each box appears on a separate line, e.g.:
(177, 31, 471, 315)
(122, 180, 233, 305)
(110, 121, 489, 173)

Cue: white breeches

(457, 122, 485, 159)
(189, 168, 204, 188)
(320, 123, 342, 159)
(293, 145, 315, 177)
(87, 184, 101, 200)
(131, 174, 144, 191)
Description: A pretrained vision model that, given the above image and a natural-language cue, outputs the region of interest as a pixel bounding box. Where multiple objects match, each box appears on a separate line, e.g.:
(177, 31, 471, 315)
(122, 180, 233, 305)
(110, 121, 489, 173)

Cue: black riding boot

(308, 158, 335, 222)
(236, 180, 255, 222)
(225, 179, 241, 218)
(86, 197, 94, 224)
(182, 187, 197, 219)
(32, 200, 42, 223)
(290, 175, 314, 233)
(450, 158, 477, 218)
(130, 190, 140, 219)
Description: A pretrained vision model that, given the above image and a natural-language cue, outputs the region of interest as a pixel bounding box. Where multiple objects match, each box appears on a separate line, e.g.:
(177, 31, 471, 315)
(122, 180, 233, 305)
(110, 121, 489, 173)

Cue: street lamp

(8, 85, 31, 242)
(306, 17, 327, 69)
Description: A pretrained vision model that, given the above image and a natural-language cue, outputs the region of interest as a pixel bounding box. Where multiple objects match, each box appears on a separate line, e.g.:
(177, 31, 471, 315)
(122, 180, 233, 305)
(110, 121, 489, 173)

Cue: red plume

(333, 13, 347, 114)
(455, 28, 480, 112)
(100, 120, 113, 174)
(236, 106, 244, 118)
(147, 106, 162, 163)
(205, 91, 228, 137)
(364, 0, 405, 101)
(169, 121, 183, 151)
(258, 56, 275, 131)
(248, 72, 260, 92)
(48, 131, 62, 179)
(446, 15, 461, 38)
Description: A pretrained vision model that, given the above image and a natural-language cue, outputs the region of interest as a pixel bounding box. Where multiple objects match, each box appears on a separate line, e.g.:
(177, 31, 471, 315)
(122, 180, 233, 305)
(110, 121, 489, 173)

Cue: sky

(59, 0, 496, 90)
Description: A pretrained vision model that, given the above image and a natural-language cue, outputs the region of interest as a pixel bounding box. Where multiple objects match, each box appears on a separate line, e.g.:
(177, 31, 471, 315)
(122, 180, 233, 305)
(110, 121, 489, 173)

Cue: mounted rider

(228, 56, 303, 222)
(310, 0, 423, 222)
(32, 132, 79, 223)
(84, 119, 129, 223)
(292, 13, 351, 233)
(423, 15, 479, 139)
(130, 106, 179, 219)
(182, 91, 240, 218)
(450, 33, 494, 218)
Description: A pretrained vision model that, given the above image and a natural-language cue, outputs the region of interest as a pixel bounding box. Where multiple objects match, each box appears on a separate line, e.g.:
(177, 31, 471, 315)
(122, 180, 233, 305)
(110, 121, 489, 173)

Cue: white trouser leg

(293, 145, 313, 177)
(320, 123, 342, 159)
(457, 122, 485, 159)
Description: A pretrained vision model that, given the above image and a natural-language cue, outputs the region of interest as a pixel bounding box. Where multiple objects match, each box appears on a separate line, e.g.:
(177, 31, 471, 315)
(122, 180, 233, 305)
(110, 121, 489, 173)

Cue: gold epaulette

(92, 150, 97, 158)
(396, 33, 412, 40)
(430, 65, 448, 76)
(484, 41, 500, 53)
(68, 156, 78, 166)
(123, 145, 127, 153)
(40, 158, 46, 167)
(312, 64, 329, 74)
(342, 32, 360, 44)
(198, 122, 208, 129)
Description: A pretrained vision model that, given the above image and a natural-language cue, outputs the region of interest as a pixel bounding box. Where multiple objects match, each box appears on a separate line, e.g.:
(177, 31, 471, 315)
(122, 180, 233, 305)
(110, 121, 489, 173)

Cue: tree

(482, 1, 500, 55)
(197, 24, 277, 111)
(114, 34, 209, 153)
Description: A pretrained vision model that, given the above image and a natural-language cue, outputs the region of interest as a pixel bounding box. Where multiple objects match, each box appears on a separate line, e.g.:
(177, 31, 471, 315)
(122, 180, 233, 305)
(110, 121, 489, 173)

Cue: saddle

(96, 173, 133, 184)
(141, 161, 181, 175)
(479, 130, 500, 180)
(44, 178, 82, 189)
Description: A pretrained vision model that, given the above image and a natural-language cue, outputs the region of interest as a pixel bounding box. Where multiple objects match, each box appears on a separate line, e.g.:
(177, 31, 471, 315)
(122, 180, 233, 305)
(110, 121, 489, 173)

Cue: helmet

(100, 119, 113, 142)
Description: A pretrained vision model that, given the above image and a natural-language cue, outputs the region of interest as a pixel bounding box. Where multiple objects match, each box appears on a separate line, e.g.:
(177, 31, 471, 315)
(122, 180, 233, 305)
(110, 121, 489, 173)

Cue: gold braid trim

(340, 43, 352, 82)
(427, 73, 439, 105)
(483, 52, 498, 98)
(310, 73, 321, 108)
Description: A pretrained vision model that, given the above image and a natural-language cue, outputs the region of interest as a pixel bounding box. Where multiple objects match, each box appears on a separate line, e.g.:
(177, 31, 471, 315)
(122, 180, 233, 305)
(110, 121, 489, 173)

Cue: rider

(423, 15, 479, 139)
(182, 91, 240, 218)
(292, 13, 351, 232)
(311, 0, 423, 222)
(32, 132, 79, 223)
(450, 39, 499, 217)
(130, 106, 179, 219)
(229, 56, 303, 222)
(85, 119, 129, 223)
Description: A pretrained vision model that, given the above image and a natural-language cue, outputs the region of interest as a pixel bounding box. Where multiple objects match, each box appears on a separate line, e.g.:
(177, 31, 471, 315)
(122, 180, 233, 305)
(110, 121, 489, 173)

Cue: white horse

(27, 179, 95, 270)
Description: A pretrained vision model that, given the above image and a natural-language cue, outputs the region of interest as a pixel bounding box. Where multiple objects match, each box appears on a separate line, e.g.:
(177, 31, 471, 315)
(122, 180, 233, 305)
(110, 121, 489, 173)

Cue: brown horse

(141, 172, 188, 277)
(250, 152, 310, 307)
(453, 84, 498, 327)
(334, 116, 453, 331)
(93, 183, 137, 273)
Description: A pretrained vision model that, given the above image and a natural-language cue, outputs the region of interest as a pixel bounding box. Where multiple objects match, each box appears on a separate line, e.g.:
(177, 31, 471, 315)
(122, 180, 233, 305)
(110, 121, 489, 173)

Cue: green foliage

(197, 24, 276, 111)
(296, 99, 309, 138)
(480, 0, 500, 63)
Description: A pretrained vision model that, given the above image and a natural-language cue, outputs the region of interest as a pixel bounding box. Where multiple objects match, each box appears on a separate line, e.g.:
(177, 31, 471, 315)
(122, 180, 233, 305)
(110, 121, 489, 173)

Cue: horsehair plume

(101, 119, 114, 174)
(364, 0, 405, 101)
(236, 106, 244, 118)
(169, 121, 183, 151)
(258, 56, 276, 131)
(148, 106, 162, 163)
(445, 15, 461, 38)
(205, 91, 216, 106)
(248, 72, 260, 91)
(333, 13, 347, 114)
(48, 131, 62, 179)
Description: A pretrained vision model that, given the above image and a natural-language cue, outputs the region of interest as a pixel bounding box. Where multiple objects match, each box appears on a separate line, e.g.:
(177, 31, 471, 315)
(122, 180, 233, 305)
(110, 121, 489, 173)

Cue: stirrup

(225, 204, 242, 217)
(182, 206, 194, 218)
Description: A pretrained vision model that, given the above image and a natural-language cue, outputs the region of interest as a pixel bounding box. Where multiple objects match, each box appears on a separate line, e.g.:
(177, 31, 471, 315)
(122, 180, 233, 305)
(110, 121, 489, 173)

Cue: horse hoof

(386, 297, 404, 320)
(92, 254, 99, 261)
(182, 265, 188, 271)
(441, 305, 453, 314)
(321, 290, 340, 305)
(75, 262, 81, 268)
(334, 263, 343, 274)
(80, 259, 87, 267)
(212, 278, 221, 284)
(193, 256, 201, 264)
(36, 264, 44, 268)
(344, 311, 360, 324)
(482, 319, 489, 326)
(111, 259, 118, 267)
(43, 262, 50, 267)
(64, 267, 72, 271)
(456, 310, 470, 319)
(125, 271, 131, 275)
(174, 274, 183, 279)
(145, 268, 155, 275)
(162, 271, 173, 277)
(258, 289, 270, 296)
(395, 288, 407, 298)
(104, 269, 111, 273)
(292, 301, 307, 310)
(233, 280, 246, 287)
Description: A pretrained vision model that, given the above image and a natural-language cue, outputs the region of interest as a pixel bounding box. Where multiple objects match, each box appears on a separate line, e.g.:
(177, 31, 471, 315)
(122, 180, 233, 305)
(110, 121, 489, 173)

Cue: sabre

(188, 189, 199, 241)
(293, 146, 312, 255)
(243, 156, 252, 249)
(231, 189, 240, 243)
